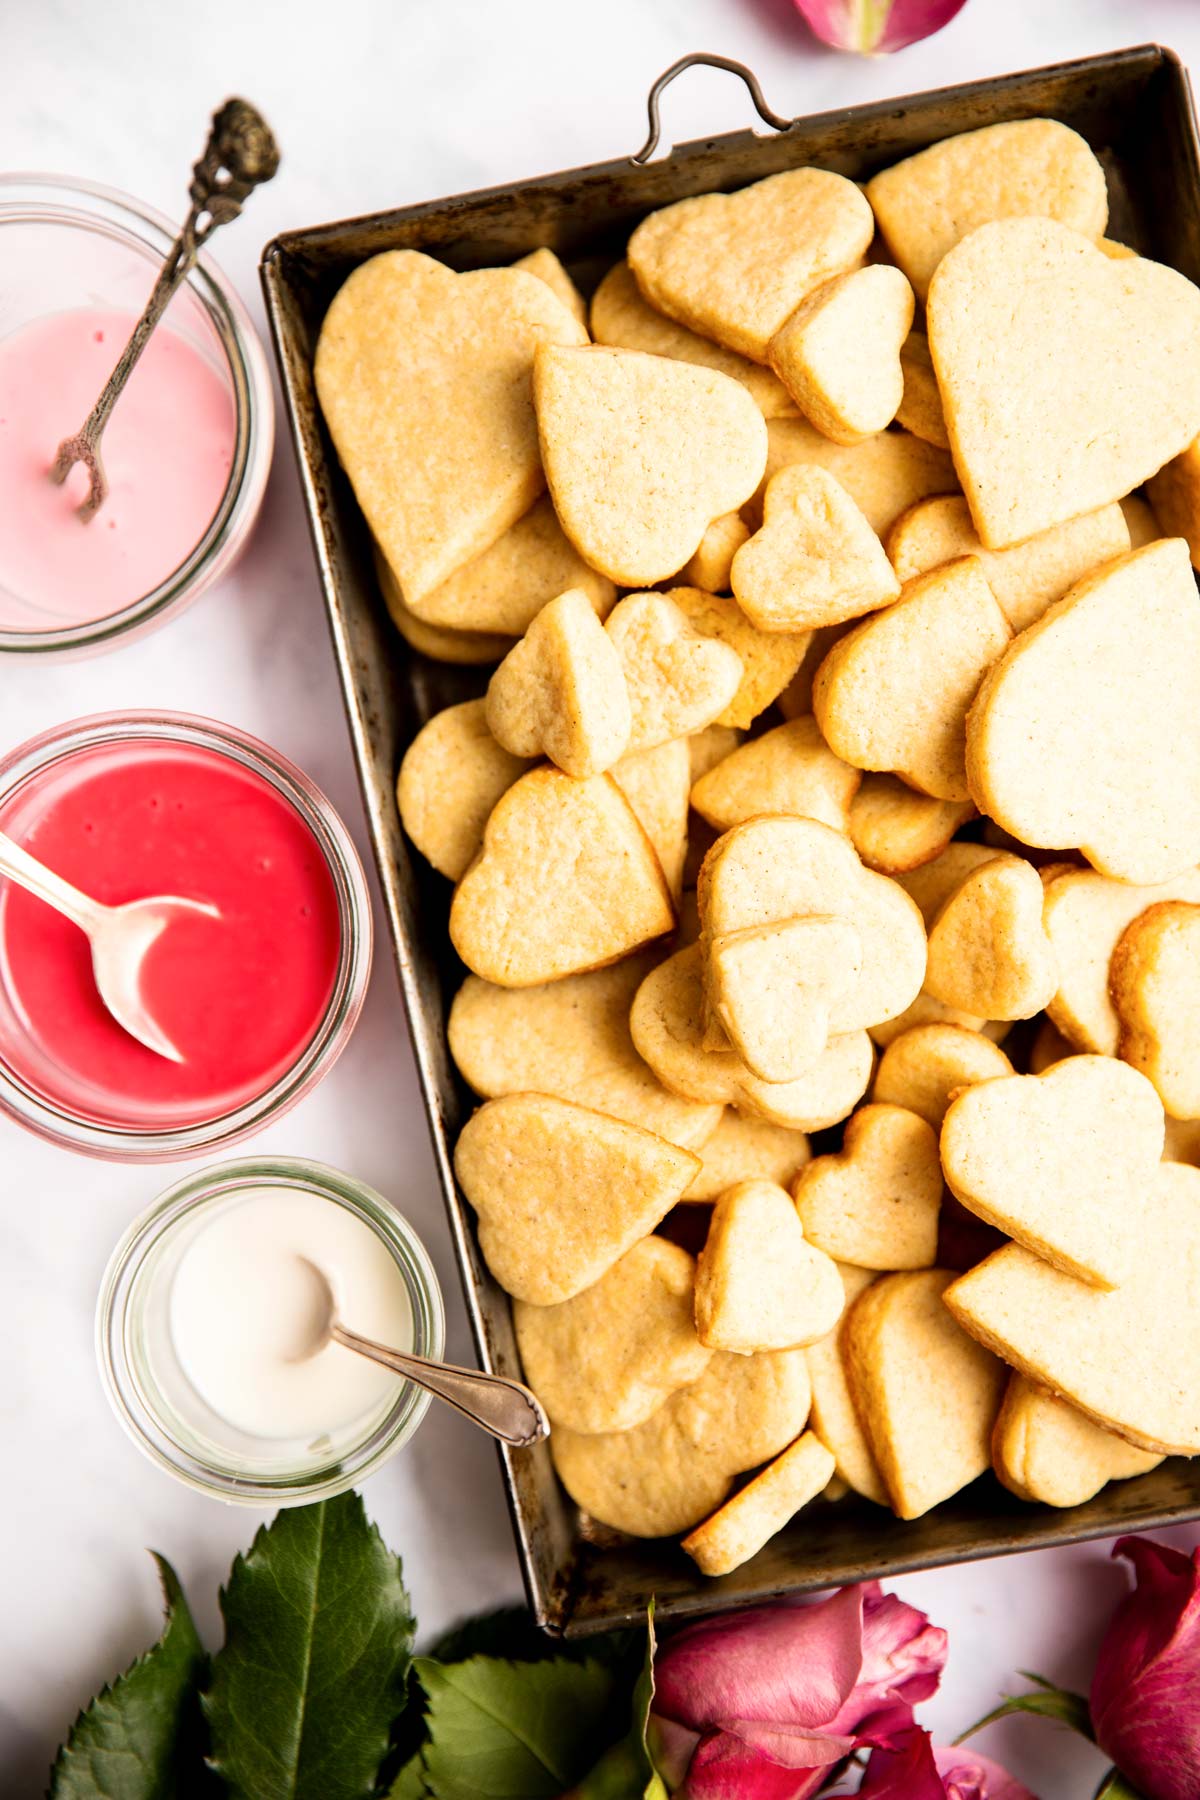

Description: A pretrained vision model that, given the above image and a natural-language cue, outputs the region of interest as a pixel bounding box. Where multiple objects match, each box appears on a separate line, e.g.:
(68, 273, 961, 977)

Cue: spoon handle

(0, 829, 105, 934)
(330, 1322, 550, 1449)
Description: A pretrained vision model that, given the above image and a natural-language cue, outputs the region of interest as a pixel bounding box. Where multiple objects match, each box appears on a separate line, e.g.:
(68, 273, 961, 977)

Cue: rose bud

(791, 0, 969, 54)
(1090, 1535, 1200, 1800)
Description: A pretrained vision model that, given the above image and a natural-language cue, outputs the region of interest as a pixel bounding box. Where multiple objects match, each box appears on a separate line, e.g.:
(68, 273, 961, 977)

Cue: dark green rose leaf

(569, 1605, 666, 1800)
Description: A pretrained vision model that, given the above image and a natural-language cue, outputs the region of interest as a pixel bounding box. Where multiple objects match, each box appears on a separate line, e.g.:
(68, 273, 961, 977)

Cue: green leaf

(425, 1606, 637, 1672)
(957, 1678, 1094, 1744)
(388, 1754, 432, 1800)
(49, 1554, 208, 1800)
(1094, 1773, 1147, 1800)
(205, 1492, 414, 1800)
(415, 1654, 619, 1800)
(570, 1605, 666, 1800)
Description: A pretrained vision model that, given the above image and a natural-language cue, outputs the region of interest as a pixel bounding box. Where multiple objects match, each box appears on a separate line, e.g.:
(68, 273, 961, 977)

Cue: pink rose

(859, 1725, 1038, 1798)
(791, 0, 969, 54)
(649, 1583, 947, 1798)
(1090, 1535, 1200, 1800)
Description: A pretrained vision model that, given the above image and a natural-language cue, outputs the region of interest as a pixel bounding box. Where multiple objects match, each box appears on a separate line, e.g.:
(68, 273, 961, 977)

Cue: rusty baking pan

(261, 44, 1200, 1634)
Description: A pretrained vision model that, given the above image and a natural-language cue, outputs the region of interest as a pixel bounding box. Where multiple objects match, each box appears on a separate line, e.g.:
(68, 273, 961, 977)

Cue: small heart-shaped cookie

(886, 495, 1131, 634)
(681, 512, 751, 593)
(630, 946, 873, 1132)
(666, 587, 810, 729)
(794, 1102, 942, 1270)
(924, 853, 1058, 1020)
(315, 251, 586, 605)
(486, 588, 631, 776)
(867, 118, 1108, 300)
(695, 1179, 845, 1353)
(872, 1023, 1014, 1129)
(682, 1430, 836, 1576)
(513, 1236, 711, 1434)
(807, 1263, 888, 1506)
(684, 1109, 811, 1202)
(731, 465, 900, 632)
(844, 1268, 1006, 1518)
(896, 330, 949, 448)
(992, 1375, 1163, 1508)
(848, 776, 975, 876)
(814, 557, 1011, 802)
(449, 767, 674, 986)
(448, 955, 722, 1151)
(760, 418, 958, 538)
(929, 220, 1200, 548)
(710, 915, 864, 1083)
(454, 1094, 699, 1303)
(589, 261, 794, 417)
(945, 1163, 1200, 1455)
(966, 540, 1200, 884)
(1111, 901, 1200, 1119)
(628, 169, 874, 362)
(534, 344, 767, 585)
(513, 247, 588, 328)
(897, 840, 1003, 928)
(605, 592, 743, 753)
(611, 739, 691, 901)
(940, 1055, 1165, 1288)
(551, 1344, 812, 1536)
(768, 265, 915, 445)
(409, 494, 616, 635)
(397, 699, 532, 881)
(700, 816, 927, 1036)
(691, 716, 861, 837)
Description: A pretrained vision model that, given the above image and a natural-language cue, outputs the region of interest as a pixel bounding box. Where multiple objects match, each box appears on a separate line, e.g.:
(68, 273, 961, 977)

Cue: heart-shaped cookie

(869, 993, 1001, 1051)
(611, 739, 691, 902)
(867, 118, 1108, 300)
(794, 1102, 942, 1270)
(710, 914, 864, 1083)
(886, 495, 1131, 634)
(410, 494, 616, 635)
(992, 1375, 1163, 1508)
(896, 330, 949, 448)
(486, 588, 631, 776)
(315, 251, 587, 605)
(449, 767, 674, 986)
(605, 592, 743, 753)
(872, 1023, 1014, 1129)
(397, 699, 532, 882)
(513, 1236, 711, 1434)
(700, 816, 928, 1036)
(448, 955, 722, 1151)
(628, 169, 874, 362)
(534, 344, 767, 585)
(695, 1179, 845, 1353)
(666, 587, 810, 729)
(731, 465, 900, 632)
(813, 557, 1011, 802)
(684, 1109, 812, 1202)
(1111, 901, 1200, 1119)
(940, 1055, 1165, 1288)
(924, 853, 1058, 1020)
(768, 265, 915, 445)
(691, 716, 861, 838)
(513, 247, 588, 328)
(929, 220, 1200, 548)
(375, 547, 514, 665)
(897, 840, 1002, 928)
(848, 776, 975, 877)
(630, 946, 873, 1132)
(807, 1263, 888, 1506)
(453, 1093, 699, 1303)
(966, 540, 1200, 884)
(843, 1268, 1006, 1518)
(682, 1430, 836, 1576)
(945, 1163, 1200, 1455)
(682, 512, 751, 593)
(759, 419, 958, 538)
(551, 1344, 812, 1536)
(590, 262, 794, 417)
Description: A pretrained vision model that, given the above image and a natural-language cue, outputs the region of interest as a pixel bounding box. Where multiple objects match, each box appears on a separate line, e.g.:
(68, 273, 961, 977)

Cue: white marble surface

(3, 1, 1199, 1792)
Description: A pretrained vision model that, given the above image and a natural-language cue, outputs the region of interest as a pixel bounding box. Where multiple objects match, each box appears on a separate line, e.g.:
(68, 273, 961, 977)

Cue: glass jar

(0, 173, 273, 653)
(0, 710, 372, 1158)
(97, 1157, 445, 1504)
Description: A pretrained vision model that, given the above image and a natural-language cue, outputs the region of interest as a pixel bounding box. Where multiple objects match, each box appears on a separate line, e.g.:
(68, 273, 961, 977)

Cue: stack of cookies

(316, 115, 1200, 1579)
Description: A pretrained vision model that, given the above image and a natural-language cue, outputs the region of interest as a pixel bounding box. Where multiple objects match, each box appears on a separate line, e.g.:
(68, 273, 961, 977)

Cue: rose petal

(825, 1588, 948, 1736)
(791, 0, 969, 54)
(681, 1728, 836, 1800)
(1090, 1535, 1200, 1800)
(713, 1717, 856, 1767)
(934, 1744, 1041, 1800)
(858, 1726, 948, 1797)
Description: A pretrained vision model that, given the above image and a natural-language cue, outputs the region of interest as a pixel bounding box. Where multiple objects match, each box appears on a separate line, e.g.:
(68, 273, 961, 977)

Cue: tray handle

(633, 52, 791, 164)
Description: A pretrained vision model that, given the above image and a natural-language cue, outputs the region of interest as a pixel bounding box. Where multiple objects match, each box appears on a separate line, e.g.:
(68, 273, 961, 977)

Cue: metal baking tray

(261, 45, 1200, 1634)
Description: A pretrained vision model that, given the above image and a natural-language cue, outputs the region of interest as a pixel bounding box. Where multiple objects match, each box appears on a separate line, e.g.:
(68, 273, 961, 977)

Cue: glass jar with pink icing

(0, 174, 273, 653)
(0, 711, 372, 1158)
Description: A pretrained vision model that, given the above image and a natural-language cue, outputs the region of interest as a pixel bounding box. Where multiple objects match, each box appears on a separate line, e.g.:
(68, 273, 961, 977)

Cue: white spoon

(0, 830, 218, 1063)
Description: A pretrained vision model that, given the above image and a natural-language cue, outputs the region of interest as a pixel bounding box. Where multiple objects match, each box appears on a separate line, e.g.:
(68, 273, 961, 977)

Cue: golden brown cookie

(681, 512, 752, 593)
(485, 588, 631, 776)
(731, 464, 900, 632)
(758, 418, 958, 538)
(1111, 901, 1200, 1119)
(690, 716, 861, 837)
(695, 1179, 845, 1353)
(407, 494, 616, 634)
(710, 914, 864, 1082)
(871, 1023, 1014, 1130)
(895, 330, 949, 448)
(684, 1110, 812, 1201)
(397, 699, 531, 881)
(682, 1431, 836, 1575)
(992, 1375, 1163, 1508)
(666, 586, 810, 728)
(513, 247, 588, 327)
(848, 776, 975, 876)
(794, 1103, 942, 1270)
(768, 265, 915, 444)
(611, 740, 692, 901)
(376, 550, 514, 664)
(1147, 437, 1200, 570)
(606, 592, 744, 753)
(807, 1262, 889, 1505)
(924, 853, 1058, 1020)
